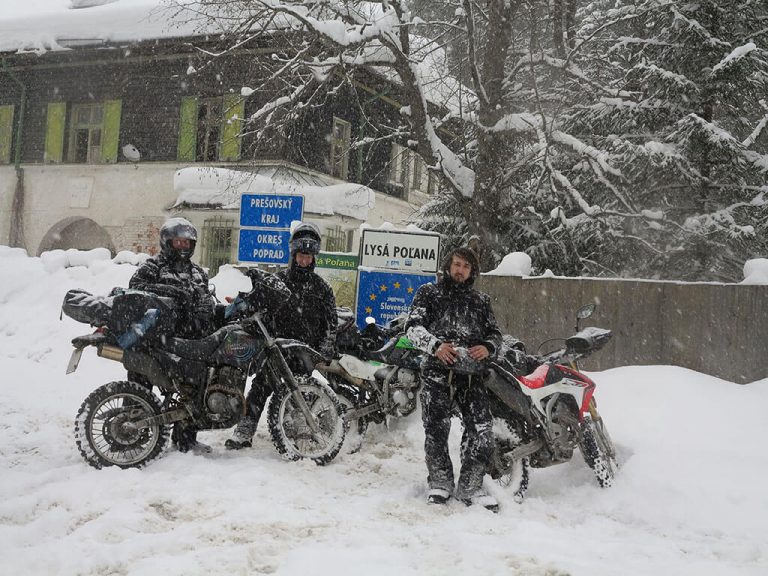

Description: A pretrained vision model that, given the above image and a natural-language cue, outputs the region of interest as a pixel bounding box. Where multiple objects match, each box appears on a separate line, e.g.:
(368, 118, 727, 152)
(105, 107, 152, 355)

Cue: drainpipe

(1, 58, 27, 249)
(357, 88, 391, 183)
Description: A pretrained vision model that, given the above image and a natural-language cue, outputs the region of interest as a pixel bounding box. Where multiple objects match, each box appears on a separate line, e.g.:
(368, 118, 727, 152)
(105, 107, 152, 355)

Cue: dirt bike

(484, 303, 618, 500)
(316, 310, 423, 448)
(62, 272, 346, 469)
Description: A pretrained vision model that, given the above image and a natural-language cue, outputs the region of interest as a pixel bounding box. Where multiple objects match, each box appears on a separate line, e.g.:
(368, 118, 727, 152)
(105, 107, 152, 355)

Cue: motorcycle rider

(225, 221, 337, 450)
(405, 246, 503, 511)
(129, 217, 217, 454)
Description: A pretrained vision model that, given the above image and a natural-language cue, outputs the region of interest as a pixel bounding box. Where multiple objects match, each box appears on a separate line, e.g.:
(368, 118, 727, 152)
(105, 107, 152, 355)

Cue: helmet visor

(291, 236, 320, 255)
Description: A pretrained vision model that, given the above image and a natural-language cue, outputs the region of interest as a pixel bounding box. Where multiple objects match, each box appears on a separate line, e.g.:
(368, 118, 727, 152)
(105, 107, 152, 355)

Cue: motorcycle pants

(419, 369, 493, 498)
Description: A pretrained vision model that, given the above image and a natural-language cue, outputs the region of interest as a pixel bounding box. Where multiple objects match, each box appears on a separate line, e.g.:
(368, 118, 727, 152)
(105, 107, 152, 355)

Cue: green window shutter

(177, 96, 198, 161)
(101, 99, 122, 163)
(0, 105, 14, 164)
(44, 102, 67, 163)
(219, 95, 244, 161)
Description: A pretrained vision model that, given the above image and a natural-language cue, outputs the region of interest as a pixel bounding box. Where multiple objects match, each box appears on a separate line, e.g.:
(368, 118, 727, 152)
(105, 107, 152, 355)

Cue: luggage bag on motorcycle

(107, 289, 178, 345)
(61, 288, 114, 326)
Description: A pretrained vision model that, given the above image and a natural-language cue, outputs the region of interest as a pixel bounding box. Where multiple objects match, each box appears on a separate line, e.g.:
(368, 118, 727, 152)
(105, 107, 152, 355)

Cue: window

(388, 142, 410, 193)
(196, 98, 222, 162)
(330, 117, 351, 179)
(323, 225, 352, 252)
(0, 104, 13, 164)
(69, 103, 103, 163)
(200, 217, 235, 276)
(43, 100, 121, 164)
(177, 95, 245, 162)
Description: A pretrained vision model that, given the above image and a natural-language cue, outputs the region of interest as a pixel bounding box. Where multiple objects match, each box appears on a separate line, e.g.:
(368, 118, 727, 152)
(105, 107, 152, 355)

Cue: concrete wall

(476, 275, 768, 384)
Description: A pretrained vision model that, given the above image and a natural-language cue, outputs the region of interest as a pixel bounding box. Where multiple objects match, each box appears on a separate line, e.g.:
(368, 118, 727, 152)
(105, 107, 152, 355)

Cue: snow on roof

(0, 0, 211, 54)
(173, 166, 376, 221)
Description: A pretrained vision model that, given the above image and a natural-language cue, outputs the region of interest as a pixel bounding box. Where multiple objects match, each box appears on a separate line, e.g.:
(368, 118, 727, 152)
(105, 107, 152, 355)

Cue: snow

(173, 166, 376, 221)
(1, 245, 767, 574)
(484, 252, 532, 277)
(741, 258, 768, 285)
(0, 0, 209, 54)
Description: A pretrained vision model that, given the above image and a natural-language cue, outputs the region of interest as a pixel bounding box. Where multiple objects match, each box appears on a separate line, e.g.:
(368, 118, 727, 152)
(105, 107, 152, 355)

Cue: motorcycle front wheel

(74, 380, 169, 469)
(267, 376, 346, 465)
(579, 414, 617, 487)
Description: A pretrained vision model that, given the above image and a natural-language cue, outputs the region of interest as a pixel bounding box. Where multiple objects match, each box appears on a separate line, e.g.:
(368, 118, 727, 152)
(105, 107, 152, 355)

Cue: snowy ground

(1, 246, 766, 576)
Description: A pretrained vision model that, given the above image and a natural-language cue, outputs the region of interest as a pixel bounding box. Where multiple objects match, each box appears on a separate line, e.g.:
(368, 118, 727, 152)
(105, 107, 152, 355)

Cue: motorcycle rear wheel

(579, 415, 617, 487)
(490, 418, 530, 502)
(74, 380, 169, 469)
(267, 376, 346, 465)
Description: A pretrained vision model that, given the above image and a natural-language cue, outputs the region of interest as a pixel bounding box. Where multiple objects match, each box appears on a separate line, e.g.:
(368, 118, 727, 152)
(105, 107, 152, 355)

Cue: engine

(389, 368, 419, 416)
(204, 366, 247, 429)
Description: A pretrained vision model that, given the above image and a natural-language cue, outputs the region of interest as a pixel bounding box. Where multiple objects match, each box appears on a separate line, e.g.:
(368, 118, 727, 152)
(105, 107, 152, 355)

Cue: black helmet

(289, 222, 321, 256)
(160, 217, 198, 261)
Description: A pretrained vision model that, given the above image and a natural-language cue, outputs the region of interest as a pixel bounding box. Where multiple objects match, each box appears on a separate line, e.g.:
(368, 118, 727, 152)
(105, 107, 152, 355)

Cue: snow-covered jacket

(405, 275, 502, 372)
(271, 267, 337, 357)
(128, 253, 216, 338)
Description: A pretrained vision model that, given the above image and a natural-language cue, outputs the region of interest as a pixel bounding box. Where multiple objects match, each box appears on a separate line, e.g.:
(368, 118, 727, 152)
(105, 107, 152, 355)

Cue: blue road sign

(238, 229, 292, 264)
(240, 194, 304, 229)
(355, 269, 436, 330)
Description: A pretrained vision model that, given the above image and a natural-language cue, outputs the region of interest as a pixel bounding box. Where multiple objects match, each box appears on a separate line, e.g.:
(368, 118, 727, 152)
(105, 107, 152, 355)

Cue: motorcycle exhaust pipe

(98, 344, 124, 363)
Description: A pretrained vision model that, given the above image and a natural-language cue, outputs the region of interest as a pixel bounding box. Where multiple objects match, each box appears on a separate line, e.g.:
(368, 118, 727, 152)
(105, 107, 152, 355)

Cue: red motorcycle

(485, 304, 618, 501)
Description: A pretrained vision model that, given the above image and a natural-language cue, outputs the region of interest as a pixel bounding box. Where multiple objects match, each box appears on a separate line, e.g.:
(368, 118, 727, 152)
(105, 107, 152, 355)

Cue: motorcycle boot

(426, 487, 452, 505)
(458, 489, 499, 513)
(174, 424, 212, 455)
(225, 415, 257, 450)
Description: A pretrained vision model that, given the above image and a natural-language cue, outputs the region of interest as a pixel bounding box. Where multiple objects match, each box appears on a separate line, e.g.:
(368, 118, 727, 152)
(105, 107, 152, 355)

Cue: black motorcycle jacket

(271, 266, 337, 357)
(129, 253, 216, 339)
(405, 275, 502, 372)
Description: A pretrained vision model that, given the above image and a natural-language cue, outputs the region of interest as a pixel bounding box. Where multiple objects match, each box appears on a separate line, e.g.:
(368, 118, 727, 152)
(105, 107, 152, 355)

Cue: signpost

(355, 228, 440, 329)
(238, 193, 304, 265)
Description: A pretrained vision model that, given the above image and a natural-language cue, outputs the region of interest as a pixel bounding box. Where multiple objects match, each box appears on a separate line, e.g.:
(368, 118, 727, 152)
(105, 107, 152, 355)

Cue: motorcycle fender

(66, 347, 84, 374)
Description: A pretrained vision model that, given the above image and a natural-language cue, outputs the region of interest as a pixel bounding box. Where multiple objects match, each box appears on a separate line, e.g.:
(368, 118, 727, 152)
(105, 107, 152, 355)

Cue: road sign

(238, 229, 291, 264)
(360, 229, 441, 273)
(355, 269, 435, 330)
(239, 194, 304, 229)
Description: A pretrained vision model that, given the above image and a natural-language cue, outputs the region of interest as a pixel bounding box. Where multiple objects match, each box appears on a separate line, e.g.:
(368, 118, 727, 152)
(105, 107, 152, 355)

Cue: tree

(169, 0, 768, 280)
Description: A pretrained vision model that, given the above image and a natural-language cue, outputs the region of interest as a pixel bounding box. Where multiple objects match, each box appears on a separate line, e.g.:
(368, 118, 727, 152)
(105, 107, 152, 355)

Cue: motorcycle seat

(162, 325, 238, 360)
(517, 364, 550, 389)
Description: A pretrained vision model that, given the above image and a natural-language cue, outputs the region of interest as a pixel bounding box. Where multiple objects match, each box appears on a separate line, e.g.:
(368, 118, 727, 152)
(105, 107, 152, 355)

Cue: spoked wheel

(267, 376, 346, 465)
(74, 381, 169, 469)
(579, 414, 618, 487)
(490, 417, 530, 502)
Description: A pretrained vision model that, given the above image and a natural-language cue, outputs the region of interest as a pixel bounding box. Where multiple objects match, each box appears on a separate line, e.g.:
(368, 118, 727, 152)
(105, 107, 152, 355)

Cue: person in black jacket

(405, 246, 503, 511)
(129, 217, 217, 454)
(225, 222, 337, 450)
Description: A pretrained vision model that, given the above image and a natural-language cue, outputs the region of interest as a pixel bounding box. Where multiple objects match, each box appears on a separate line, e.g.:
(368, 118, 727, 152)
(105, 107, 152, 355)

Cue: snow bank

(741, 258, 768, 285)
(484, 252, 532, 276)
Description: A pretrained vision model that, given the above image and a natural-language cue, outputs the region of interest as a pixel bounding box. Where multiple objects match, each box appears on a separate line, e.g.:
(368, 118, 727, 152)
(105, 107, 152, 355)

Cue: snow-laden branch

(712, 42, 757, 74)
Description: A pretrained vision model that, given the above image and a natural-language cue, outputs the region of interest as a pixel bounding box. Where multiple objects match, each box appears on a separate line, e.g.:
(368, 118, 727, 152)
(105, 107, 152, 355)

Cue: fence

(476, 275, 768, 384)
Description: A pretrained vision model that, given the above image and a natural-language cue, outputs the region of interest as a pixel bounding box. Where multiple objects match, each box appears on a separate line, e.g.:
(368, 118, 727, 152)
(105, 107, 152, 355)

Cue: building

(0, 1, 438, 273)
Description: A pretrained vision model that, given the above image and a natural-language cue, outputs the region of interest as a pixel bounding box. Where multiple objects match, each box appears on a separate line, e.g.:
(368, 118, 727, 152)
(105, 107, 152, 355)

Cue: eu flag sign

(355, 269, 435, 330)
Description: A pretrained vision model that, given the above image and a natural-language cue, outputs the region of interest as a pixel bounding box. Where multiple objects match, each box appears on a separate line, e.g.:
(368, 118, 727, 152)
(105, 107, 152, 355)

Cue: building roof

(0, 0, 208, 54)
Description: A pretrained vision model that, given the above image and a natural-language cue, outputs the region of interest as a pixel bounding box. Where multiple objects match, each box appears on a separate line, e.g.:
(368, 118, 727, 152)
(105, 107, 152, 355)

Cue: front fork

(268, 346, 322, 437)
